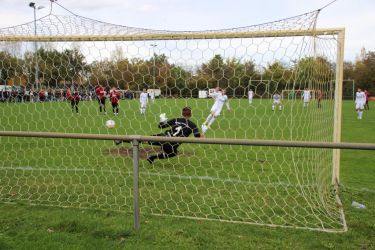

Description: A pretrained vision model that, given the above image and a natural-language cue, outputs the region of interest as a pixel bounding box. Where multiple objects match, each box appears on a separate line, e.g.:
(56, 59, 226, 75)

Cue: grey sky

(1, 0, 374, 61)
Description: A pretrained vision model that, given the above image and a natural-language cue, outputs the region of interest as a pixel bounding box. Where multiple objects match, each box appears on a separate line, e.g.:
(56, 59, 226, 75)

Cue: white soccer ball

(105, 119, 115, 128)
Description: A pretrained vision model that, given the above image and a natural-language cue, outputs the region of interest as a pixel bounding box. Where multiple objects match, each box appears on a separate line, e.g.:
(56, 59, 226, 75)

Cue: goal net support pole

(332, 29, 345, 186)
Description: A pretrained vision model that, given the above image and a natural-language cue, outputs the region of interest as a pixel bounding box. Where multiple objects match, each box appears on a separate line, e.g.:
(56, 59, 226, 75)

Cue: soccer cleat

(114, 140, 122, 145)
(147, 157, 154, 164)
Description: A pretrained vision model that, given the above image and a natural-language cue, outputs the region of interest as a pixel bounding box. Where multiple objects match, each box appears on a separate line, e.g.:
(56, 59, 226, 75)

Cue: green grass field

(0, 99, 374, 249)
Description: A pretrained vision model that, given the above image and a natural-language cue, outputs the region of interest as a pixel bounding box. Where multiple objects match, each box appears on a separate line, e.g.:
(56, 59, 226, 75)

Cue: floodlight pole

(29, 2, 44, 91)
(150, 44, 157, 88)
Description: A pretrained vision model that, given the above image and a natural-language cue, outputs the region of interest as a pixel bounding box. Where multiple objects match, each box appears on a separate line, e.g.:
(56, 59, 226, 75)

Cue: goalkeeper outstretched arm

(158, 118, 176, 129)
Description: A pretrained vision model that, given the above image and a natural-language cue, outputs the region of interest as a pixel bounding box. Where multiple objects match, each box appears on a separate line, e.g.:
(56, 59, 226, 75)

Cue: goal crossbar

(0, 28, 345, 42)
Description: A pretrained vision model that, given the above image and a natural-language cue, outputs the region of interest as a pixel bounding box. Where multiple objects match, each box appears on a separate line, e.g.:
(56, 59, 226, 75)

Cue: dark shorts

(71, 100, 79, 106)
(98, 97, 106, 105)
(112, 102, 118, 108)
(148, 133, 180, 156)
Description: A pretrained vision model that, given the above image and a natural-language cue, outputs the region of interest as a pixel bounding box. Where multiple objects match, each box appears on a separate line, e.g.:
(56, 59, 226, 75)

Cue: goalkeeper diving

(115, 107, 204, 163)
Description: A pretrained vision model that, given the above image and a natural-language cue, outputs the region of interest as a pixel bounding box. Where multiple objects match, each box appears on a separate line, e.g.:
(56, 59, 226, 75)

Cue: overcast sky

(1, 0, 374, 61)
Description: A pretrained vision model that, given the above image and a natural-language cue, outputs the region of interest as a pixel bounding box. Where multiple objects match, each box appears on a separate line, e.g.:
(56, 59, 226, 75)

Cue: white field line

(0, 166, 314, 188)
(6, 166, 375, 193)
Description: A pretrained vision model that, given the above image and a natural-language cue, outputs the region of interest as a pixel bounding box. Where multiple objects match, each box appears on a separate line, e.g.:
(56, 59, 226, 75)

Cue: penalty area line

(0, 166, 320, 189)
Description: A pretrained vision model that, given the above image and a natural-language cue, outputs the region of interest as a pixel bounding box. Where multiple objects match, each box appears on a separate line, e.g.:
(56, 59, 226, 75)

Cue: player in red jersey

(110, 86, 121, 115)
(317, 89, 323, 108)
(95, 84, 107, 114)
(38, 88, 46, 102)
(71, 91, 80, 113)
(65, 89, 71, 101)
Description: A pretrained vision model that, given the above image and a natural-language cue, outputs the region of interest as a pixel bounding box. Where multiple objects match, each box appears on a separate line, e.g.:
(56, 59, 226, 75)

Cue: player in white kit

(139, 88, 149, 114)
(355, 88, 366, 119)
(149, 91, 155, 103)
(302, 88, 311, 108)
(202, 88, 230, 134)
(248, 89, 254, 104)
(272, 93, 283, 111)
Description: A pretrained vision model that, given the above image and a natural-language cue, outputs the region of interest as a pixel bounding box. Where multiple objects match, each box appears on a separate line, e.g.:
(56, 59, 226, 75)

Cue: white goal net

(0, 2, 346, 232)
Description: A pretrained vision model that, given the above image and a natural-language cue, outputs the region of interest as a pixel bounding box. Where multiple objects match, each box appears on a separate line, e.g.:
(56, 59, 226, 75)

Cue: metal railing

(1, 130, 375, 231)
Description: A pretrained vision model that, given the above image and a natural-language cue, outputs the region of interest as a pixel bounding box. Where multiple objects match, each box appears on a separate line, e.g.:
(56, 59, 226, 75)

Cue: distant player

(317, 89, 323, 108)
(272, 93, 282, 111)
(355, 88, 366, 119)
(202, 88, 230, 134)
(70, 91, 80, 113)
(139, 88, 149, 114)
(364, 89, 370, 110)
(248, 89, 254, 104)
(115, 107, 203, 164)
(29, 89, 34, 103)
(65, 89, 71, 101)
(110, 87, 120, 116)
(302, 88, 311, 107)
(95, 84, 107, 114)
(38, 88, 46, 102)
(149, 91, 155, 103)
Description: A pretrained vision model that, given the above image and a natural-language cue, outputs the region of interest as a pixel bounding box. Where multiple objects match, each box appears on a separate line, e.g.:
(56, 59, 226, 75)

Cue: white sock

(208, 117, 216, 127)
(272, 105, 275, 111)
(279, 105, 282, 111)
(205, 114, 212, 124)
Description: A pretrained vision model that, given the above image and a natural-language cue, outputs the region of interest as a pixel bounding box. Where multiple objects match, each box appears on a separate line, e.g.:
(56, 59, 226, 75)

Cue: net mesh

(0, 3, 345, 232)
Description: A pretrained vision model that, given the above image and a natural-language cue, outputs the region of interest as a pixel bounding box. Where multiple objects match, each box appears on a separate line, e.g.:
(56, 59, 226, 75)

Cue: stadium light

(150, 44, 157, 88)
(29, 2, 45, 91)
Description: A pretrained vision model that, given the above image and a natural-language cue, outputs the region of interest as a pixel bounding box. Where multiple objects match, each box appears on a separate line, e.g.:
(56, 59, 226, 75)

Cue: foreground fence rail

(1, 130, 375, 232)
(1, 131, 375, 150)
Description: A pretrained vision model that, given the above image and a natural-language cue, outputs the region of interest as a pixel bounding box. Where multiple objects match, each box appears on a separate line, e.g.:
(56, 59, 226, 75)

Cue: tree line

(1, 46, 372, 97)
(344, 49, 375, 95)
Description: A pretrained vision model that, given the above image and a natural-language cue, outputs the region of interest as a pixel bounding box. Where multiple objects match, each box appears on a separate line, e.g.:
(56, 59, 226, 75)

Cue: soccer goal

(0, 2, 346, 232)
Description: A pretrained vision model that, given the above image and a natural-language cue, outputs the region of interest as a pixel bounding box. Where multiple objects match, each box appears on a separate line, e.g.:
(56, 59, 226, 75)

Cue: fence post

(132, 139, 140, 231)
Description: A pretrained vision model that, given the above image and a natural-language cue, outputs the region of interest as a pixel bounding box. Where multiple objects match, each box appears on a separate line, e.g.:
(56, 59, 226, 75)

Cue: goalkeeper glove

(159, 113, 168, 123)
